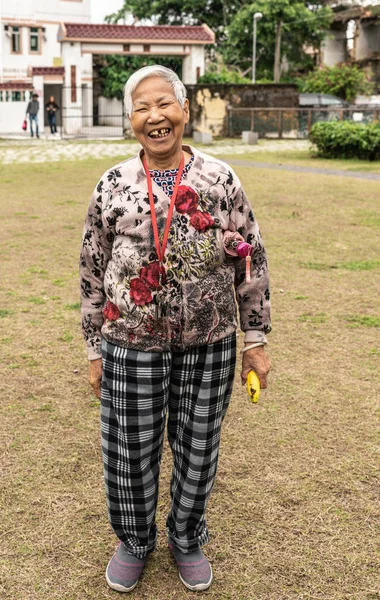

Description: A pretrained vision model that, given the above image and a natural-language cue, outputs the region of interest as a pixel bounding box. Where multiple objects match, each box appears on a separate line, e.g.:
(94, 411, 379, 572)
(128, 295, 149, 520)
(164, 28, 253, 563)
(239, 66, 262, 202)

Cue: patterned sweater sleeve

(227, 173, 272, 343)
(80, 179, 113, 360)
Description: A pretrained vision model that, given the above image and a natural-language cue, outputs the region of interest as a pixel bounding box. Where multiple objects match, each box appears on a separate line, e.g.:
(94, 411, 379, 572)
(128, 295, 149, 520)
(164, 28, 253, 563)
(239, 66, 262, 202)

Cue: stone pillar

(321, 27, 347, 67)
(182, 45, 205, 84)
(355, 21, 380, 61)
(61, 41, 83, 134)
(81, 53, 93, 127)
(32, 74, 45, 132)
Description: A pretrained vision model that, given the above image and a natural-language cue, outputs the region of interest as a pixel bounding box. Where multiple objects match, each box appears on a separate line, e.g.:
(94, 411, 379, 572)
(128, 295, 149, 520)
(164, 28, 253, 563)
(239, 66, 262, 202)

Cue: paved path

(227, 158, 380, 181)
(0, 139, 310, 164)
(0, 139, 379, 181)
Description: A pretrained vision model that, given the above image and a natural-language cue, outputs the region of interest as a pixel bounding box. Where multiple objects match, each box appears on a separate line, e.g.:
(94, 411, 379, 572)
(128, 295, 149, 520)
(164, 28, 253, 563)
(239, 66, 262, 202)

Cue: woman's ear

(184, 99, 190, 124)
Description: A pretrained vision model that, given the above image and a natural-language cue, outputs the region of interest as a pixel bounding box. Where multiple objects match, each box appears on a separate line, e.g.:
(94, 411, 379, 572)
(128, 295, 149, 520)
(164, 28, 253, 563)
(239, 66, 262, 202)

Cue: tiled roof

(0, 81, 33, 90)
(60, 22, 215, 43)
(32, 66, 65, 75)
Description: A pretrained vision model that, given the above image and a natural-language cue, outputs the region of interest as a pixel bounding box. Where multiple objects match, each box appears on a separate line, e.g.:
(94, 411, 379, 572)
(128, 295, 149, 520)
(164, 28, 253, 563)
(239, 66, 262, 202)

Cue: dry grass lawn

(0, 152, 379, 600)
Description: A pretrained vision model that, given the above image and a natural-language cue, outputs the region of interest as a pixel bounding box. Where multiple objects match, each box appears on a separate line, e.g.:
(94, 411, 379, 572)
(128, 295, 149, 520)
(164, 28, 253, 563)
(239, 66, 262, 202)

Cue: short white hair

(124, 65, 187, 117)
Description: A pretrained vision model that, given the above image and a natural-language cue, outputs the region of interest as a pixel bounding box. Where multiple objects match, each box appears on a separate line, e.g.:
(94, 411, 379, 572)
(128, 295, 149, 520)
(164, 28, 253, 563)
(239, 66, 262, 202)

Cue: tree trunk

(274, 19, 282, 83)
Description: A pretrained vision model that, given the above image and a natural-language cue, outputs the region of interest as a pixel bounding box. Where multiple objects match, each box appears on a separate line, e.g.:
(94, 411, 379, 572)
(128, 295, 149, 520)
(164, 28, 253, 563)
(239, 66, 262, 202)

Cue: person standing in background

(26, 93, 40, 138)
(45, 95, 60, 135)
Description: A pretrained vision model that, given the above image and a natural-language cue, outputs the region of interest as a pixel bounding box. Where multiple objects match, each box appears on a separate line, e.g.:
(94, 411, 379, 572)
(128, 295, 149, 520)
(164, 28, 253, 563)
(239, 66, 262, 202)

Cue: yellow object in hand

(247, 371, 261, 403)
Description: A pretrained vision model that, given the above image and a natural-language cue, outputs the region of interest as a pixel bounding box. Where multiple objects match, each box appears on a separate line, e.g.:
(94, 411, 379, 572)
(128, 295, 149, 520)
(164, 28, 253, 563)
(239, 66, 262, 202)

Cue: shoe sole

(178, 566, 213, 592)
(105, 559, 139, 593)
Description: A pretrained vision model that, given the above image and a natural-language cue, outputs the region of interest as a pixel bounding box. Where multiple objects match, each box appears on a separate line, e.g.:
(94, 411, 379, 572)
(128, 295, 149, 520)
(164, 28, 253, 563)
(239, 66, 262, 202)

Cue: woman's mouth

(148, 128, 171, 139)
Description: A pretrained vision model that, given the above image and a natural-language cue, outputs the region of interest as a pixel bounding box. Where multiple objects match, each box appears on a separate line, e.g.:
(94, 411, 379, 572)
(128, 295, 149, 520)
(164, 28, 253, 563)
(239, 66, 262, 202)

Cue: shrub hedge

(309, 121, 380, 161)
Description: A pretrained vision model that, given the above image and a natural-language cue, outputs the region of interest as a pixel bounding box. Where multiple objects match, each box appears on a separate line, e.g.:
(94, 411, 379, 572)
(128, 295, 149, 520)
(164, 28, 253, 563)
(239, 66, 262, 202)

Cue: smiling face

(130, 76, 190, 169)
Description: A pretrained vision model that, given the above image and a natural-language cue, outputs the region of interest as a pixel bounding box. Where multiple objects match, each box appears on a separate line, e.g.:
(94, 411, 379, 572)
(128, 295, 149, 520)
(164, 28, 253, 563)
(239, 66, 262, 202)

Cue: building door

(44, 84, 62, 127)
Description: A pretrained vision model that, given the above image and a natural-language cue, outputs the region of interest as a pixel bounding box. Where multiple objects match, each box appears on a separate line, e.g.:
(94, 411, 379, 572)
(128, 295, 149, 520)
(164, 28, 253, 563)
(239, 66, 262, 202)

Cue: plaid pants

(101, 334, 236, 559)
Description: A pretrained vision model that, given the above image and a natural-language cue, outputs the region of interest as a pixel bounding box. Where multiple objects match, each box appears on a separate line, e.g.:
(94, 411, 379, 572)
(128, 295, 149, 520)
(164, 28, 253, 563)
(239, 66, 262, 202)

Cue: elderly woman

(80, 65, 271, 593)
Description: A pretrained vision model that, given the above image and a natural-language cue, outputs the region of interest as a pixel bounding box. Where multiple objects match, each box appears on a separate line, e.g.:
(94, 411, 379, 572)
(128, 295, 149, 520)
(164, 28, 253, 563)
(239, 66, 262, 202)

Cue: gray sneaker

(169, 541, 213, 591)
(106, 542, 146, 592)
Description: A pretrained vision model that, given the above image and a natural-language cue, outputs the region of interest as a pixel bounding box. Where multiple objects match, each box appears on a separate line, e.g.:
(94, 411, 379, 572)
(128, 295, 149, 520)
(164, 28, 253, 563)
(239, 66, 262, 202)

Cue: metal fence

(227, 107, 380, 139)
(59, 86, 125, 139)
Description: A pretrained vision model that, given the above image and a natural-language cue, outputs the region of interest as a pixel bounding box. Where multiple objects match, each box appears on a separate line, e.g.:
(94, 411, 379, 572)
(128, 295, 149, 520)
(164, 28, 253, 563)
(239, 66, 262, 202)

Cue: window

(6, 91, 9, 101)
(123, 44, 130, 52)
(143, 44, 150, 53)
(30, 27, 40, 53)
(12, 91, 22, 101)
(0, 91, 3, 102)
(11, 26, 21, 53)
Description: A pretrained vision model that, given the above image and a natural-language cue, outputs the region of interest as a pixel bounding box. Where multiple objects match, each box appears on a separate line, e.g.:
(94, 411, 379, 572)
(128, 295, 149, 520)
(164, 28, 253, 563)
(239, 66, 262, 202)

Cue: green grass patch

(27, 296, 46, 305)
(64, 302, 81, 310)
(298, 312, 329, 323)
(59, 330, 74, 342)
(52, 279, 66, 287)
(344, 315, 380, 328)
(356, 210, 380, 228)
(301, 260, 380, 271)
(300, 262, 336, 270)
(339, 260, 380, 271)
(0, 309, 13, 318)
(27, 267, 48, 276)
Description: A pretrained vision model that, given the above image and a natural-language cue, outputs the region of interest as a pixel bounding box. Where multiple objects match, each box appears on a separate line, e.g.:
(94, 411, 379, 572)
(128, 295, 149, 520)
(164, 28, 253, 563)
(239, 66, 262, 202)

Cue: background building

(0, 0, 212, 136)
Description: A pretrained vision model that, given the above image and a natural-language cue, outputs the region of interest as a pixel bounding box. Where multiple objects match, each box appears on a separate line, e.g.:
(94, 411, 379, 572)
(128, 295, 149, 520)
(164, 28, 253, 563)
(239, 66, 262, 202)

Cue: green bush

(309, 121, 380, 161)
(300, 63, 374, 102)
(198, 67, 251, 85)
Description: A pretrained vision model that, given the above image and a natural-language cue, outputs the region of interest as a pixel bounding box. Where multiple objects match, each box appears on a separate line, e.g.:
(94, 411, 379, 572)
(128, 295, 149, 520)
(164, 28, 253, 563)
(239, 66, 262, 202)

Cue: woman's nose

(147, 107, 165, 123)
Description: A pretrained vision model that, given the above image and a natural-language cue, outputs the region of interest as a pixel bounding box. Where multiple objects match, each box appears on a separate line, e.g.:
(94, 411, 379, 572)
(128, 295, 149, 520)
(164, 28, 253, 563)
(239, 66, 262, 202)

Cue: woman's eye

(160, 103, 169, 108)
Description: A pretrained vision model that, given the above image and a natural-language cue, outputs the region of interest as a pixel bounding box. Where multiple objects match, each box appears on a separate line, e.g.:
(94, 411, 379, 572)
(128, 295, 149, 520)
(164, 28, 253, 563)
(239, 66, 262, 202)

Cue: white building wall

(182, 45, 205, 84)
(0, 94, 28, 133)
(0, 0, 90, 24)
(0, 0, 91, 133)
(1, 23, 63, 79)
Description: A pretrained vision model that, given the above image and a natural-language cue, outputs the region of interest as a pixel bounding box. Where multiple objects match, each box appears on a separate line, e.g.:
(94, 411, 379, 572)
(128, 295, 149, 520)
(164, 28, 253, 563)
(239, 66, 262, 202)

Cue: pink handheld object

(236, 242, 253, 282)
(223, 232, 253, 282)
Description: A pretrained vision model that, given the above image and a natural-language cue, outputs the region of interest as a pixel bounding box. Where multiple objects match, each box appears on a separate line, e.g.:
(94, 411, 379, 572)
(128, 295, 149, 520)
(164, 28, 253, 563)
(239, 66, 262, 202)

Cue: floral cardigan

(80, 145, 271, 360)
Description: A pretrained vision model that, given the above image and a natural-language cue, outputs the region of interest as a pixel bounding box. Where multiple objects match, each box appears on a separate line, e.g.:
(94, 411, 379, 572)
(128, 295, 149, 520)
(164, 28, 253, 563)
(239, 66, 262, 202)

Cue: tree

(106, 1, 333, 82)
(97, 55, 183, 101)
(224, 1, 333, 81)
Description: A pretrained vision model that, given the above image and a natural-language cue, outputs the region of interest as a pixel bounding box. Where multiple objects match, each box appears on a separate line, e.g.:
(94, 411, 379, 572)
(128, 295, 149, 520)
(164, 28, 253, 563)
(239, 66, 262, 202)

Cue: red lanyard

(143, 153, 185, 264)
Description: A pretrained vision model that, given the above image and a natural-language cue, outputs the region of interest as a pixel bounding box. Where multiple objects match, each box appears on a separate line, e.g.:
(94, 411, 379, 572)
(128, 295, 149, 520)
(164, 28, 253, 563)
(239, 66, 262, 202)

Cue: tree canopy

(105, 0, 333, 81)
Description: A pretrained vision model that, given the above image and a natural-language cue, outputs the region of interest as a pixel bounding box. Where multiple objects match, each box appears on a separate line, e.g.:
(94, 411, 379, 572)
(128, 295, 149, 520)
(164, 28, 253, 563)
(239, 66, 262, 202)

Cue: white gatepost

(61, 41, 83, 134)
(182, 46, 205, 84)
(31, 74, 45, 132)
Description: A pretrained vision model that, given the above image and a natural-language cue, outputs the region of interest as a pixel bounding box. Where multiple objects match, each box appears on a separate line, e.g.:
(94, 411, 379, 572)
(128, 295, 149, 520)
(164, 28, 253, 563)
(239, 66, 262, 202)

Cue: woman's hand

(89, 358, 102, 399)
(241, 346, 270, 389)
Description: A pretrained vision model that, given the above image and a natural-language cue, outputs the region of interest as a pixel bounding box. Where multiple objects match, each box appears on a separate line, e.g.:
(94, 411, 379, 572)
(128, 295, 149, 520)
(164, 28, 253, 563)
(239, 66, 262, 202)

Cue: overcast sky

(91, 0, 126, 24)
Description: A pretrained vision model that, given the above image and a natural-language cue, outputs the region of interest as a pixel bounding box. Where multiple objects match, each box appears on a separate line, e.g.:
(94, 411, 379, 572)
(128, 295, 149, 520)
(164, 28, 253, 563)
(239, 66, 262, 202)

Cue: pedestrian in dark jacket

(45, 96, 60, 134)
(26, 93, 40, 138)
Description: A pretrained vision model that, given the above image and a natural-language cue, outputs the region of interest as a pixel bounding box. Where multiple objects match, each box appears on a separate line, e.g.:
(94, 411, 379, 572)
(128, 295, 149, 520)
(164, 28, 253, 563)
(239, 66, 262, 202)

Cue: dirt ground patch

(0, 154, 379, 600)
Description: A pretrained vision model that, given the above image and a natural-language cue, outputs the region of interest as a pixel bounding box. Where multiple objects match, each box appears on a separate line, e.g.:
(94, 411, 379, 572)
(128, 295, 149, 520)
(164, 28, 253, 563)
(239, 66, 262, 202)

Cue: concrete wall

(185, 84, 299, 137)
(98, 96, 123, 127)
(321, 27, 348, 67)
(356, 22, 380, 61)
